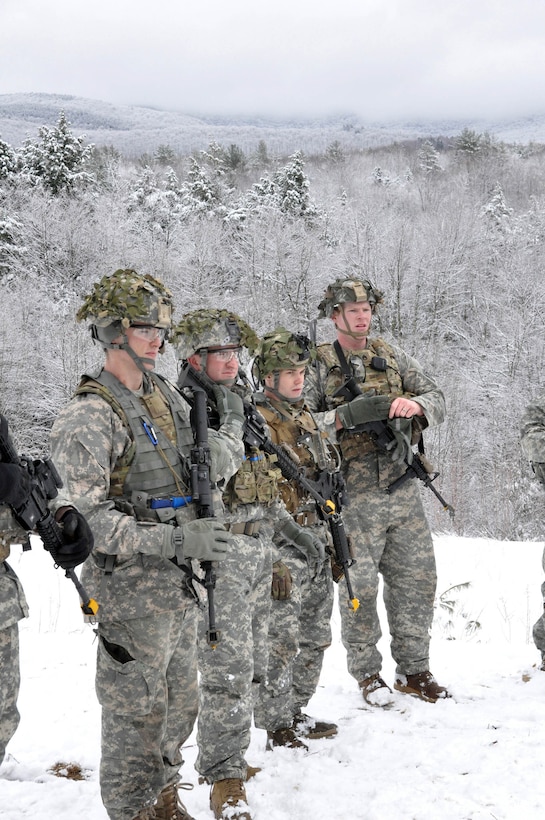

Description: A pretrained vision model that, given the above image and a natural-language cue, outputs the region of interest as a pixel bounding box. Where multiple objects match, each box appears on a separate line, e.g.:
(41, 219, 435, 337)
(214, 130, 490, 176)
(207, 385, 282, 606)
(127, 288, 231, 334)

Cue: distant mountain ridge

(2, 92, 545, 157)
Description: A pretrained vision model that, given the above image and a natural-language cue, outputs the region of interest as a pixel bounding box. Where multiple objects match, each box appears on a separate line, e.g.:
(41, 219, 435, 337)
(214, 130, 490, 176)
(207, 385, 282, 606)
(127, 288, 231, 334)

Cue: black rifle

(177, 370, 220, 647)
(0, 414, 98, 615)
(178, 362, 360, 611)
(333, 372, 455, 519)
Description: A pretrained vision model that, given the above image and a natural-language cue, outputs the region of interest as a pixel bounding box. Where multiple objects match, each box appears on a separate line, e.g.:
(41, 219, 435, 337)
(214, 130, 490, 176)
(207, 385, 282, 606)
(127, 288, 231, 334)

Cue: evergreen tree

(273, 151, 317, 218)
(418, 140, 443, 174)
(0, 138, 17, 180)
(19, 111, 94, 195)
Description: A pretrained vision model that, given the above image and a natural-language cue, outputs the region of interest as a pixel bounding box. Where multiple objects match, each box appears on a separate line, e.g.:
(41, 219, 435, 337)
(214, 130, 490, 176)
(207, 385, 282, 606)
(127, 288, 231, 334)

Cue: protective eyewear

(130, 326, 167, 342)
(207, 348, 241, 362)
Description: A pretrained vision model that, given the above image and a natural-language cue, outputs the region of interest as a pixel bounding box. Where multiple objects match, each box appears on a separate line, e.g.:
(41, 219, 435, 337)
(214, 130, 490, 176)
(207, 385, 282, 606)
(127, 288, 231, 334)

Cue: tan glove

(271, 560, 293, 600)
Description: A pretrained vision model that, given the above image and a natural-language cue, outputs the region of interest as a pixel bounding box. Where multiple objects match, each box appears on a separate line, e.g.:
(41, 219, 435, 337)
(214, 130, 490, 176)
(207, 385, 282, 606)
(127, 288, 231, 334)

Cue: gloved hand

(336, 395, 391, 429)
(279, 517, 326, 564)
(175, 518, 234, 563)
(0, 463, 31, 509)
(271, 560, 292, 600)
(51, 508, 95, 569)
(386, 417, 413, 464)
(211, 384, 245, 429)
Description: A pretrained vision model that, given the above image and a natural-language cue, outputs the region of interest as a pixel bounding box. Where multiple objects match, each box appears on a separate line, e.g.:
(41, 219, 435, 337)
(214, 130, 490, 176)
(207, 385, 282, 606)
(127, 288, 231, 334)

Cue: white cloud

(2, 0, 545, 120)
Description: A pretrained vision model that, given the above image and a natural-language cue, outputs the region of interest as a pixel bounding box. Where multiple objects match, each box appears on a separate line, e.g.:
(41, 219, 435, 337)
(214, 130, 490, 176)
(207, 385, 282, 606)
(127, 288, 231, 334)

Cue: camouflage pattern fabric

(251, 396, 336, 731)
(50, 374, 243, 820)
(96, 607, 198, 820)
(50, 391, 243, 621)
(0, 555, 28, 764)
(339, 455, 436, 678)
(0, 505, 29, 764)
(253, 540, 333, 732)
(0, 622, 21, 764)
(195, 524, 273, 782)
(304, 338, 445, 681)
(520, 393, 545, 658)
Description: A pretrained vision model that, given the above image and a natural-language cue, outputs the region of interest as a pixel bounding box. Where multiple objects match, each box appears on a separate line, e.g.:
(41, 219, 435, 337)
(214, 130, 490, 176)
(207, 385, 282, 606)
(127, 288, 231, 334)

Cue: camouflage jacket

(303, 337, 445, 482)
(0, 505, 28, 626)
(50, 370, 244, 620)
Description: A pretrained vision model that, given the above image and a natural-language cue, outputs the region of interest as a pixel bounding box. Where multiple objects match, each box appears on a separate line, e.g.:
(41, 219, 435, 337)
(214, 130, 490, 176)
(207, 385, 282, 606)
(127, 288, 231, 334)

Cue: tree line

(2, 113, 545, 540)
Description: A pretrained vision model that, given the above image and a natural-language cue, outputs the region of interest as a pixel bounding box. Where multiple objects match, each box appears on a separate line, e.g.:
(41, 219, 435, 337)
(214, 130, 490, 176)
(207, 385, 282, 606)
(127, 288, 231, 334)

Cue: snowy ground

(2, 534, 545, 820)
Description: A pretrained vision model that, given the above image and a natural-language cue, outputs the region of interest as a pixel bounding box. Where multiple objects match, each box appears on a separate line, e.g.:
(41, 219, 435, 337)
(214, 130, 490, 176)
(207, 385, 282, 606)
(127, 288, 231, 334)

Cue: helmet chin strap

(265, 372, 302, 405)
(336, 305, 370, 341)
(104, 334, 156, 373)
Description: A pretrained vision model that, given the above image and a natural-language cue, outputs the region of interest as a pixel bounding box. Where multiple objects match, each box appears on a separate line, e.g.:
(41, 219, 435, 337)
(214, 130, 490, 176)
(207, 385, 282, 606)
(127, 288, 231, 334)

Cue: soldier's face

(333, 302, 373, 339)
(265, 366, 306, 400)
(112, 326, 162, 369)
(203, 347, 240, 385)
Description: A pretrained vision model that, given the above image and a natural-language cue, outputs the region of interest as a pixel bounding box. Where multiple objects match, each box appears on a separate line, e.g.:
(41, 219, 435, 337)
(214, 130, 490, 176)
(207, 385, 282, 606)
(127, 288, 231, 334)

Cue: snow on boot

(210, 778, 251, 820)
(359, 673, 396, 707)
(266, 726, 308, 751)
(292, 712, 338, 739)
(394, 671, 451, 703)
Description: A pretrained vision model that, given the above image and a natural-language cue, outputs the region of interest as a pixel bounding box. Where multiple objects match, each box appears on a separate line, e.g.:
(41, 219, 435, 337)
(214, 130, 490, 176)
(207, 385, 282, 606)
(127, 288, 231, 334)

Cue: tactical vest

(317, 338, 406, 462)
(257, 400, 325, 514)
(75, 371, 194, 521)
(223, 443, 282, 510)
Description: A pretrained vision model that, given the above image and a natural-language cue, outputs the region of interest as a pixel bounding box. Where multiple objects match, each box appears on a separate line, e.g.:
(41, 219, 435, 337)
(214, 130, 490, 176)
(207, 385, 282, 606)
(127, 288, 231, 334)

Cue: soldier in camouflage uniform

(0, 452, 93, 764)
(520, 394, 545, 670)
(251, 329, 338, 748)
(304, 277, 450, 705)
(50, 271, 245, 820)
(172, 311, 326, 820)
(0, 493, 30, 766)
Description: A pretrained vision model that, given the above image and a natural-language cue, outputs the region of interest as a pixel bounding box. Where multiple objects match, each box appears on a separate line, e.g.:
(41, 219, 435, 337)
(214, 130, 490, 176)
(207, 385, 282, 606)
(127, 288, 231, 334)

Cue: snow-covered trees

(2, 119, 545, 538)
(19, 112, 94, 195)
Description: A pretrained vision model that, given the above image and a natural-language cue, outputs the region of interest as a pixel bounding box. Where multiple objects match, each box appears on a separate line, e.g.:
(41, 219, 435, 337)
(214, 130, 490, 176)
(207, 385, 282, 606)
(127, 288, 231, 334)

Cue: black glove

(336, 395, 391, 429)
(50, 508, 94, 570)
(0, 463, 32, 509)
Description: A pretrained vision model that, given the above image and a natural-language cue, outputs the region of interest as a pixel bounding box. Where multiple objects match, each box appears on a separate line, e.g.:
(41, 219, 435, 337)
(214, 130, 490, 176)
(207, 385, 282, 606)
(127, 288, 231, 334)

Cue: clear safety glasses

(207, 348, 241, 362)
(130, 326, 167, 342)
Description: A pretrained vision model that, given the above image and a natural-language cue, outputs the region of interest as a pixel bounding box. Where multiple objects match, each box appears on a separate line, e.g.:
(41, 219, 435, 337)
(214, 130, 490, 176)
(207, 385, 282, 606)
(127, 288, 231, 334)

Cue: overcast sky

(2, 0, 545, 122)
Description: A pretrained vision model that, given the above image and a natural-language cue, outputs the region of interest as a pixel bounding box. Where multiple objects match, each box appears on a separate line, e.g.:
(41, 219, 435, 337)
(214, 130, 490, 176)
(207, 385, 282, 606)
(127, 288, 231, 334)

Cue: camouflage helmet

(317, 277, 383, 319)
(171, 309, 259, 360)
(77, 269, 173, 346)
(253, 328, 315, 383)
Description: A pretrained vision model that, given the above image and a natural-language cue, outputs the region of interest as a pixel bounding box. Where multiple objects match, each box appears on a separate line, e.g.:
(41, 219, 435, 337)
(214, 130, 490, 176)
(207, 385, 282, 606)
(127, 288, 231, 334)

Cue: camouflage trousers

(95, 604, 198, 820)
(0, 624, 20, 763)
(340, 460, 437, 681)
(254, 544, 333, 732)
(196, 529, 272, 782)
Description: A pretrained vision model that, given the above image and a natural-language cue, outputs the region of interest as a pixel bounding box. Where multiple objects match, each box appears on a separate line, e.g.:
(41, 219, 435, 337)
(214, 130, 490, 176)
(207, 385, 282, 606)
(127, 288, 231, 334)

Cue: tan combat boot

(210, 778, 251, 820)
(155, 783, 195, 820)
(394, 671, 451, 703)
(359, 673, 395, 707)
(266, 726, 308, 751)
(292, 712, 338, 739)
